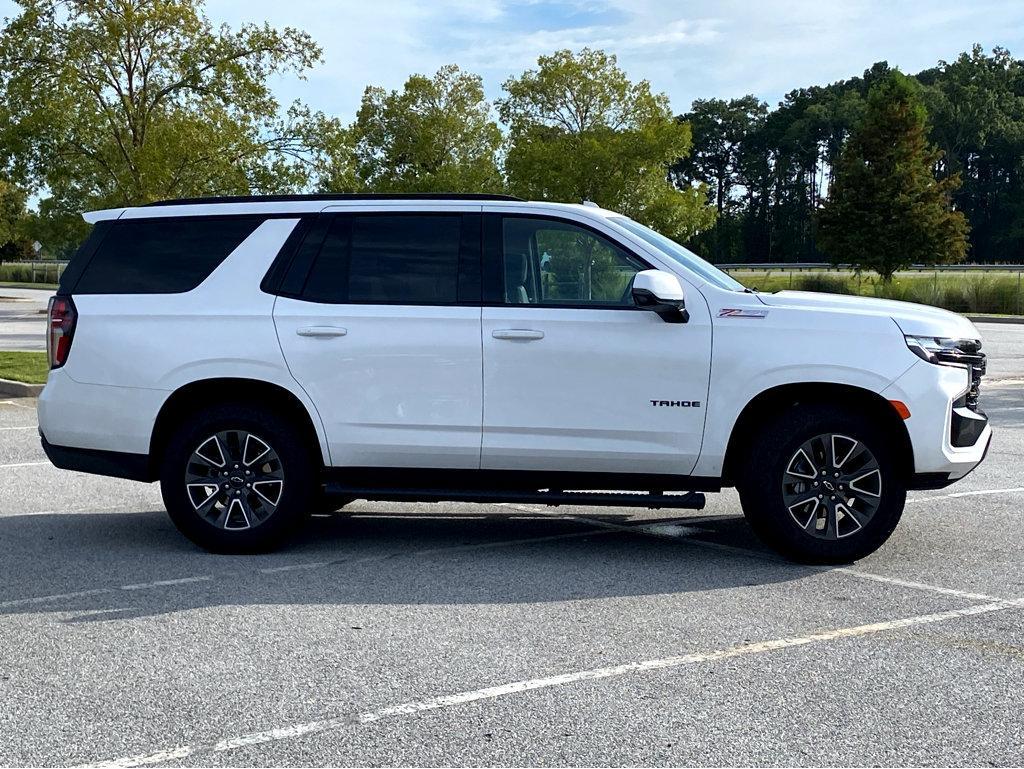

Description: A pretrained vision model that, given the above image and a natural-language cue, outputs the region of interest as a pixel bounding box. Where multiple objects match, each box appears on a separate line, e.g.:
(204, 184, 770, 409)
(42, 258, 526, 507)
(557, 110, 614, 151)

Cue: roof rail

(143, 193, 524, 207)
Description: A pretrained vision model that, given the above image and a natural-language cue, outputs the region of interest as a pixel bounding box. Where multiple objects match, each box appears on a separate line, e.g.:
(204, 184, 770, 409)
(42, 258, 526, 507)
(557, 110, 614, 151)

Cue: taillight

(47, 295, 77, 369)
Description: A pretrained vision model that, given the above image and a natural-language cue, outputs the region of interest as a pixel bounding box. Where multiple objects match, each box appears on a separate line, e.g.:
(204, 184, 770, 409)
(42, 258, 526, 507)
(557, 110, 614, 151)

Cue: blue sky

(4, 0, 1024, 120)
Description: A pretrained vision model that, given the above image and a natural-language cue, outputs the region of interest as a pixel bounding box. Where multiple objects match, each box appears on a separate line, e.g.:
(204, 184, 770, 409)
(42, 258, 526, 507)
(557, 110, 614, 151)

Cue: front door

(481, 214, 712, 475)
(274, 211, 483, 469)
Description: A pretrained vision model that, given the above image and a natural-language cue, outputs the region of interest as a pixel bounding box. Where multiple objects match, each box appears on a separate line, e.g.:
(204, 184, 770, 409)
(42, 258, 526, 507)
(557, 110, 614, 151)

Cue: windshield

(608, 216, 747, 292)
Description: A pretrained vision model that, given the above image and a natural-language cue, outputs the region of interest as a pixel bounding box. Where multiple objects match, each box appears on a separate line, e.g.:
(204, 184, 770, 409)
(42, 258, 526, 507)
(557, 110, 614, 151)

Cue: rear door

(480, 213, 712, 475)
(273, 208, 483, 469)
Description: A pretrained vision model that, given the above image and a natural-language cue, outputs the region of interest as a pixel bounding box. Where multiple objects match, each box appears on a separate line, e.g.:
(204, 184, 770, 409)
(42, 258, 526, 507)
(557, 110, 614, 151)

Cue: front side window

(302, 214, 462, 304)
(502, 217, 645, 307)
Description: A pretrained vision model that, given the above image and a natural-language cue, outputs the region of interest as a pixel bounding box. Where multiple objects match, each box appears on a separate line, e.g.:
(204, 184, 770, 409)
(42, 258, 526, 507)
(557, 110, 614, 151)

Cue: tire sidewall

(739, 404, 907, 564)
(160, 403, 316, 553)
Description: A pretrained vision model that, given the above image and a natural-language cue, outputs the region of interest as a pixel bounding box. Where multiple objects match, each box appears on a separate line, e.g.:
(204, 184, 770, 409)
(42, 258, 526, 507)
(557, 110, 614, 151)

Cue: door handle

(492, 329, 544, 341)
(296, 326, 348, 338)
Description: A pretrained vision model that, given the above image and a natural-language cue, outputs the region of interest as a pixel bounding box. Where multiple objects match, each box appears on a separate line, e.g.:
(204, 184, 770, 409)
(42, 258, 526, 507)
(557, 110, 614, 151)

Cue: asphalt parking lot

(1, 320, 1022, 767)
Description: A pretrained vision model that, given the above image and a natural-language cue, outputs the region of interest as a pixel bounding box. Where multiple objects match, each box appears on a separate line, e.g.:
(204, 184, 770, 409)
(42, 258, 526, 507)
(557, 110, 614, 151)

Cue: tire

(160, 402, 317, 553)
(737, 403, 906, 564)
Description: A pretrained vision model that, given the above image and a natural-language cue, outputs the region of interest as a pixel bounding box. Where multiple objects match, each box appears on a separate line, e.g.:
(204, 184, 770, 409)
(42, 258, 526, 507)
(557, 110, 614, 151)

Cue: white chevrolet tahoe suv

(38, 193, 991, 563)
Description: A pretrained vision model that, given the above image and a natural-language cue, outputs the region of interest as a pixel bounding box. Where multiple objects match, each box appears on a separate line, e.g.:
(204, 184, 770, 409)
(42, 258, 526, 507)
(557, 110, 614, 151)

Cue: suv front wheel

(160, 403, 316, 553)
(737, 403, 907, 563)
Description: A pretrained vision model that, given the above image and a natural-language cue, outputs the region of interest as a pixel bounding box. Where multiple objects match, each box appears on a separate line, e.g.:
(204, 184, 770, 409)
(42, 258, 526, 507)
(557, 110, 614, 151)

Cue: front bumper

(882, 359, 991, 486)
(910, 430, 991, 489)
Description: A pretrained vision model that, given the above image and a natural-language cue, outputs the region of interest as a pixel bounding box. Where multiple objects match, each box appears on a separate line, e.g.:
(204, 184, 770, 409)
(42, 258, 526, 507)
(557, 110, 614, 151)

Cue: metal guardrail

(717, 263, 1024, 272)
(1, 259, 1022, 314)
(716, 262, 1024, 316)
(0, 260, 68, 283)
(0, 259, 70, 266)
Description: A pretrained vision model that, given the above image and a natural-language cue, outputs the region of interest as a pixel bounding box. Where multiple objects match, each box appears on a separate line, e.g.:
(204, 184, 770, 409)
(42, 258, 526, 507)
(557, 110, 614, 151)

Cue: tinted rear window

(301, 214, 462, 304)
(72, 216, 262, 294)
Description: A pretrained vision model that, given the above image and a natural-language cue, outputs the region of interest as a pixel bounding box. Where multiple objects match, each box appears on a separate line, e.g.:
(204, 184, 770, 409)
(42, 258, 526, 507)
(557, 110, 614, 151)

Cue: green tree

(818, 72, 968, 280)
(0, 178, 33, 259)
(674, 96, 768, 219)
(497, 48, 715, 241)
(757, 82, 867, 263)
(0, 0, 348, 218)
(349, 65, 502, 193)
(919, 46, 1024, 263)
(22, 198, 90, 260)
(673, 96, 768, 261)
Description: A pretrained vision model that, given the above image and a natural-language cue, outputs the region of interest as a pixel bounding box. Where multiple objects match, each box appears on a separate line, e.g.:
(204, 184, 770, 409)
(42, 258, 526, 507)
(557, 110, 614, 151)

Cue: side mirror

(632, 270, 689, 324)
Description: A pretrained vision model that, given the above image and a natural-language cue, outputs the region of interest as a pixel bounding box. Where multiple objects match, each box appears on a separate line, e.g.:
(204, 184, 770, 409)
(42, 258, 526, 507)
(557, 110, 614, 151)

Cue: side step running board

(324, 485, 706, 510)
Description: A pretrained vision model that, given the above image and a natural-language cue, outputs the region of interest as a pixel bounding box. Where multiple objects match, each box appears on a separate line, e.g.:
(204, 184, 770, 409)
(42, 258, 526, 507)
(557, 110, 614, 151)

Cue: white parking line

(0, 528, 612, 611)
(565, 512, 776, 560)
(0, 579, 223, 609)
(0, 425, 37, 430)
(83, 747, 193, 768)
(906, 487, 1024, 503)
(73, 597, 1024, 768)
(12, 505, 127, 517)
(567, 514, 1015, 605)
(0, 399, 35, 409)
(832, 569, 1010, 604)
(2, 491, 1019, 612)
(0, 460, 49, 468)
(410, 528, 609, 556)
(120, 576, 213, 591)
(258, 561, 331, 574)
(0, 588, 113, 609)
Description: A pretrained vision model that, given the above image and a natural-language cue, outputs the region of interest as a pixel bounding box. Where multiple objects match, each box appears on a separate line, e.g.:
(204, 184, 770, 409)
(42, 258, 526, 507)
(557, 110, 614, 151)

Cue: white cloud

(2, 0, 1023, 120)
(453, 17, 721, 72)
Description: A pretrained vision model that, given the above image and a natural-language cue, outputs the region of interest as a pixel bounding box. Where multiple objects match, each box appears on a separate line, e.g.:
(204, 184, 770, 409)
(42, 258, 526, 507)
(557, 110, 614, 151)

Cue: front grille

(936, 339, 985, 412)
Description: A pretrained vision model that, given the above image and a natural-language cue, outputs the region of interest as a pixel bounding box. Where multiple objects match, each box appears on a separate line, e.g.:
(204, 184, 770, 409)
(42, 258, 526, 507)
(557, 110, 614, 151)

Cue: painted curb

(0, 378, 42, 398)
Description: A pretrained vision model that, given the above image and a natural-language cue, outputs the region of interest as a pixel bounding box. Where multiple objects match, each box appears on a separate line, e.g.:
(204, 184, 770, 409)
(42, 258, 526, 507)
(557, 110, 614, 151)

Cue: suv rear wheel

(737, 403, 906, 563)
(160, 403, 316, 553)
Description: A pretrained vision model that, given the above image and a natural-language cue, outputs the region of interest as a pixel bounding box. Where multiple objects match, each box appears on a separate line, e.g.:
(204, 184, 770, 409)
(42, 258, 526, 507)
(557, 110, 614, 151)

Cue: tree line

(0, 0, 1018, 279)
(0, 1, 708, 261)
(678, 46, 1023, 268)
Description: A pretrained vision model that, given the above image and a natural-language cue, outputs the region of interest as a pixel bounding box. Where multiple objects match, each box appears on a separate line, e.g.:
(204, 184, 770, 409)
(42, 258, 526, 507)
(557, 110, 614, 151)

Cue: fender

(149, 370, 331, 467)
(693, 304, 918, 478)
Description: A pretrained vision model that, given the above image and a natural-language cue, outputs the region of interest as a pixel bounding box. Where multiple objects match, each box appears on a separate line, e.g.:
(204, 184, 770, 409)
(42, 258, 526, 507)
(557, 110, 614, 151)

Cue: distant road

(976, 323, 1024, 382)
(0, 287, 51, 352)
(1, 287, 1022, 381)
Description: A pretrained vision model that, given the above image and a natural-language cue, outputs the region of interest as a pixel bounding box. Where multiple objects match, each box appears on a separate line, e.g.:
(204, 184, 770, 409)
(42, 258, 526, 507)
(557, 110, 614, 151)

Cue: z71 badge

(718, 308, 769, 318)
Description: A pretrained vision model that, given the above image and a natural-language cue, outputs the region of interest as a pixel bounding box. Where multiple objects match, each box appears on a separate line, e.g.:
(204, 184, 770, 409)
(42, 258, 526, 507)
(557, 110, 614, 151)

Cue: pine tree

(818, 72, 968, 281)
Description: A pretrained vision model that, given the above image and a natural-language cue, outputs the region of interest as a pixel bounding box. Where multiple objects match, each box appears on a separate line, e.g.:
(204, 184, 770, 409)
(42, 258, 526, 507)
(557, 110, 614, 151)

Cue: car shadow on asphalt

(0, 508, 810, 623)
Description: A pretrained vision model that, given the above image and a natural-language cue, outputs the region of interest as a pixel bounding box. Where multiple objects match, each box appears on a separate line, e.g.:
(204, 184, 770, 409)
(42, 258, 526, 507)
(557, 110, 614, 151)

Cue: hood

(760, 290, 980, 340)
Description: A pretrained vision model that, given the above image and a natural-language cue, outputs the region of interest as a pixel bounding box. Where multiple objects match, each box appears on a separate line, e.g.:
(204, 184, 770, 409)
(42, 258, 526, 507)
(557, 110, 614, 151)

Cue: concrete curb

(966, 314, 1024, 324)
(0, 378, 42, 398)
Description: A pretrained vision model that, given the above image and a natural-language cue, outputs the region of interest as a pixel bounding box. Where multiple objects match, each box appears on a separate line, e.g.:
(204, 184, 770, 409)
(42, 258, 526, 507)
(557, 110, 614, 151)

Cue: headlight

(904, 335, 974, 365)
